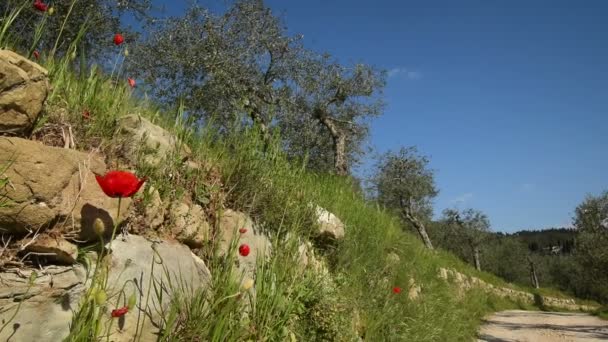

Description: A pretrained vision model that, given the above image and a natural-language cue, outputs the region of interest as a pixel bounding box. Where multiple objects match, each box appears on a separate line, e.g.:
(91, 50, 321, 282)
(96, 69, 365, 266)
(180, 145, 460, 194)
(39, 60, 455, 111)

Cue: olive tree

(573, 191, 608, 303)
(442, 208, 491, 271)
(372, 147, 437, 249)
(287, 55, 385, 175)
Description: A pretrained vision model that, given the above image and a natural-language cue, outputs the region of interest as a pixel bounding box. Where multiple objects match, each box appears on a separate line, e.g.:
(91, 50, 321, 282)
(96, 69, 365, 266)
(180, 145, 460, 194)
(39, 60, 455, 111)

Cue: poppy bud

(29, 271, 38, 284)
(239, 228, 247, 234)
(241, 278, 254, 291)
(95, 289, 107, 305)
(127, 293, 137, 310)
(93, 218, 105, 235)
(48, 6, 54, 15)
(124, 48, 129, 57)
(111, 306, 128, 318)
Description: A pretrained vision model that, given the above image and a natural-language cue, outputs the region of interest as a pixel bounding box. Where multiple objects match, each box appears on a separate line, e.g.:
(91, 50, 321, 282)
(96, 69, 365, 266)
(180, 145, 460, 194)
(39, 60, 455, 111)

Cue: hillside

(0, 50, 596, 341)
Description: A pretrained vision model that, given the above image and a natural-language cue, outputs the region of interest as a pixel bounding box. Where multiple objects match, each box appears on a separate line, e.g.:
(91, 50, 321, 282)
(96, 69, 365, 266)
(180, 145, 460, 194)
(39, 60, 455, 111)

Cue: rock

(117, 114, 191, 167)
(0, 137, 130, 241)
(408, 277, 421, 300)
(168, 199, 209, 248)
(0, 50, 49, 136)
(218, 209, 271, 280)
(0, 236, 211, 342)
(0, 265, 87, 341)
(102, 235, 211, 342)
(386, 252, 400, 265)
(23, 234, 78, 264)
(143, 186, 164, 229)
(438, 267, 449, 280)
(315, 206, 345, 241)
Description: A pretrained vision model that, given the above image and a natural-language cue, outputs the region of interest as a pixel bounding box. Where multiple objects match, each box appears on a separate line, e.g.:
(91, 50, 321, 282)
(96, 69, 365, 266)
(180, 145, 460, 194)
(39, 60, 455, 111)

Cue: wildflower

(82, 110, 91, 120)
(239, 228, 247, 234)
(33, 0, 48, 12)
(94, 171, 146, 198)
(241, 278, 254, 291)
(127, 77, 136, 88)
(33, 50, 40, 60)
(113, 33, 124, 46)
(93, 218, 105, 235)
(111, 306, 128, 318)
(239, 244, 251, 257)
(392, 286, 402, 294)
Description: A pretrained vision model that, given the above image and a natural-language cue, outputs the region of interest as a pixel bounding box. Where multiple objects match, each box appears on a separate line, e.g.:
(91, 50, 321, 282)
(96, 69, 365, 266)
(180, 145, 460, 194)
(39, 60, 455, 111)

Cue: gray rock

(0, 50, 49, 136)
(168, 199, 209, 248)
(23, 234, 79, 264)
(117, 114, 191, 167)
(102, 235, 211, 342)
(315, 206, 345, 241)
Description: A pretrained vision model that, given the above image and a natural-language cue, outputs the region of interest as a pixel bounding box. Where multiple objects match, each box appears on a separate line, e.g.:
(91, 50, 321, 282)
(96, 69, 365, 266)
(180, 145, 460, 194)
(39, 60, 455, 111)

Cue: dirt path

(477, 310, 608, 342)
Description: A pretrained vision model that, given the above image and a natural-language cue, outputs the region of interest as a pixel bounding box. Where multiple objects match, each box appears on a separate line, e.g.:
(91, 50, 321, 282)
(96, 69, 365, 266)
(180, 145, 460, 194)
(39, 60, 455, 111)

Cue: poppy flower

(82, 110, 90, 120)
(392, 287, 402, 294)
(113, 33, 124, 46)
(33, 0, 48, 12)
(239, 244, 250, 257)
(127, 77, 136, 88)
(33, 50, 40, 60)
(94, 171, 146, 198)
(239, 228, 247, 234)
(111, 306, 128, 318)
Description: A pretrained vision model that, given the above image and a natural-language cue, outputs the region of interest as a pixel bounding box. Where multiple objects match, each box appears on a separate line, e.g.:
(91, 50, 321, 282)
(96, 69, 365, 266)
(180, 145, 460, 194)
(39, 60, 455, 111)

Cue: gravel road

(477, 310, 608, 342)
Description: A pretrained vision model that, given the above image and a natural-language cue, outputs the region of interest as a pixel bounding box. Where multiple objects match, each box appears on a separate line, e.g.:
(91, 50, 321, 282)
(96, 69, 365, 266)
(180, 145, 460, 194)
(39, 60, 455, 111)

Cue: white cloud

(387, 67, 422, 80)
(450, 193, 473, 206)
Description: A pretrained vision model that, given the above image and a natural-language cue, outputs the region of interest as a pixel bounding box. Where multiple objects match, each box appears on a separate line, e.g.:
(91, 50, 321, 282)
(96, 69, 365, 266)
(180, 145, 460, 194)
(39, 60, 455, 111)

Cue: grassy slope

(2, 30, 588, 339)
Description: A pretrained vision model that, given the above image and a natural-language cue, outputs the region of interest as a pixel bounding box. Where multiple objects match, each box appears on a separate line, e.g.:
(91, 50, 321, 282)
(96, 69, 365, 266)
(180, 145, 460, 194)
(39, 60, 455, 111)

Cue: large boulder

(217, 209, 271, 282)
(0, 137, 130, 241)
(0, 236, 211, 342)
(101, 235, 211, 341)
(0, 50, 49, 136)
(117, 114, 191, 167)
(0, 265, 87, 341)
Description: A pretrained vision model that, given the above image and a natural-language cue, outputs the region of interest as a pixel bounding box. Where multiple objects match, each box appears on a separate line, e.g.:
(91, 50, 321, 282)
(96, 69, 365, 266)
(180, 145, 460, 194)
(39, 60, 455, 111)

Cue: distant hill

(502, 228, 577, 255)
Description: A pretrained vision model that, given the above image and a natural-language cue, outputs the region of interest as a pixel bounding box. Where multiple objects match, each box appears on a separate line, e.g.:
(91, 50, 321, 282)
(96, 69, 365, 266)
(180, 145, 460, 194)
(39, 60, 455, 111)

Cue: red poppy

(111, 306, 128, 318)
(392, 287, 402, 294)
(94, 171, 146, 198)
(239, 244, 250, 257)
(33, 50, 40, 60)
(33, 0, 48, 12)
(239, 228, 247, 234)
(113, 33, 124, 46)
(82, 110, 90, 120)
(127, 77, 136, 88)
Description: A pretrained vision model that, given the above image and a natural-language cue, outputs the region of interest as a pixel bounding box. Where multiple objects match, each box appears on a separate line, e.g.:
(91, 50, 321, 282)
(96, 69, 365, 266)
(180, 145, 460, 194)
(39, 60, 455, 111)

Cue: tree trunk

(473, 246, 481, 271)
(403, 210, 434, 250)
(319, 117, 348, 176)
(528, 256, 540, 289)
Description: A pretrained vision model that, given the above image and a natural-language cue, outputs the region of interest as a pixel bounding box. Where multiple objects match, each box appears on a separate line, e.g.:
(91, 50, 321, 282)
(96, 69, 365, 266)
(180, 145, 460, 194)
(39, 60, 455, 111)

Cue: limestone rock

(103, 235, 211, 342)
(0, 137, 131, 240)
(218, 209, 271, 280)
(23, 234, 78, 264)
(143, 186, 165, 229)
(168, 199, 209, 248)
(0, 265, 87, 341)
(117, 114, 191, 167)
(0, 50, 49, 136)
(315, 206, 345, 241)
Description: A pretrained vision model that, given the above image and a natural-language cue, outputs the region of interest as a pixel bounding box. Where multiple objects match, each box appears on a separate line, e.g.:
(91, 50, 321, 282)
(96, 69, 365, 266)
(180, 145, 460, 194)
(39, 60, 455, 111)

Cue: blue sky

(150, 0, 608, 232)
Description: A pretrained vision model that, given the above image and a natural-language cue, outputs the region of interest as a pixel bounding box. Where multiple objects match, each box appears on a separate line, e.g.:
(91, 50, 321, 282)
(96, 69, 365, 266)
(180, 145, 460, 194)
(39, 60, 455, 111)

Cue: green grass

(0, 7, 591, 341)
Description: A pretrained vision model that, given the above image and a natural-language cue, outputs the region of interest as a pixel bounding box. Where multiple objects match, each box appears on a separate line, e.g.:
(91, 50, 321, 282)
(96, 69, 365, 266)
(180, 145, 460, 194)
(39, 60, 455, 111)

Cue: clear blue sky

(150, 0, 608, 232)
